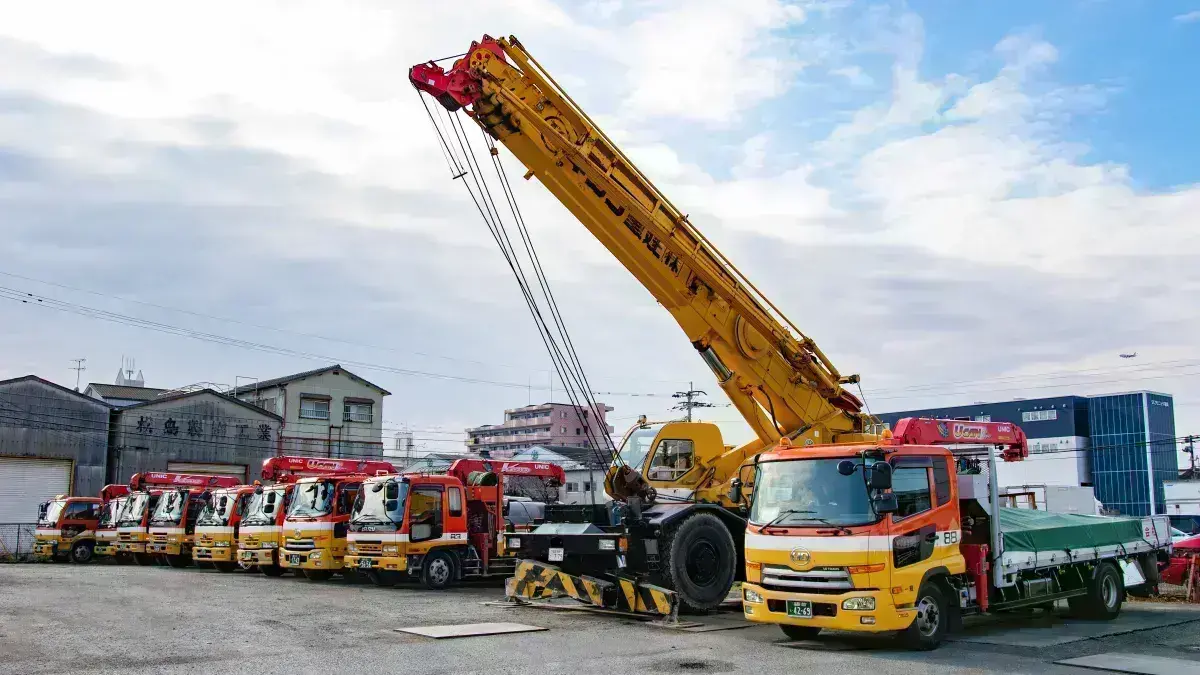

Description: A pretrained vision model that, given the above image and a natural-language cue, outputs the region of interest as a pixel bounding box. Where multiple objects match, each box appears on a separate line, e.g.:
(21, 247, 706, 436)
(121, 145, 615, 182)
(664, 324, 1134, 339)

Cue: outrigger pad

(508, 559, 678, 617)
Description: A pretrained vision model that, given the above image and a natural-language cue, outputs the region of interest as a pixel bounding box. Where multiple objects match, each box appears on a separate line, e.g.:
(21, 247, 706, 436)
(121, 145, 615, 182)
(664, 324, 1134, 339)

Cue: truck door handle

(924, 533, 938, 543)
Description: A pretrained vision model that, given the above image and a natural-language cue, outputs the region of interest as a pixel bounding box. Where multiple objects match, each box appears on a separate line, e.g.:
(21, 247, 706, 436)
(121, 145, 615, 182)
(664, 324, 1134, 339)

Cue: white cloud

(1173, 10, 1200, 23)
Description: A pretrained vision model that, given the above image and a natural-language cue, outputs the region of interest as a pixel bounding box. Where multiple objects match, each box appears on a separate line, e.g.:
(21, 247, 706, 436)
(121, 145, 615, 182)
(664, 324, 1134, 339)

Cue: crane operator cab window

(648, 439, 695, 481)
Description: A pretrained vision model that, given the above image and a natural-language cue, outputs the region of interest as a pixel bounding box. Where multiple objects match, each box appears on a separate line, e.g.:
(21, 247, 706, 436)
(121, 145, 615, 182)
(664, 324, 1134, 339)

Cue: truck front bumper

(279, 548, 340, 570)
(740, 583, 915, 633)
(147, 542, 183, 556)
(116, 541, 146, 554)
(94, 542, 118, 556)
(343, 554, 407, 573)
(33, 540, 58, 559)
(239, 548, 277, 566)
(193, 546, 233, 562)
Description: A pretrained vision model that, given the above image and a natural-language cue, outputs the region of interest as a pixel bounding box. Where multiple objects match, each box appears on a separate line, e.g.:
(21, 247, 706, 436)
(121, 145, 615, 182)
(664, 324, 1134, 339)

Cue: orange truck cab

(278, 458, 397, 581)
(34, 494, 104, 563)
(345, 459, 565, 588)
(138, 473, 241, 568)
(192, 485, 256, 571)
(92, 485, 132, 560)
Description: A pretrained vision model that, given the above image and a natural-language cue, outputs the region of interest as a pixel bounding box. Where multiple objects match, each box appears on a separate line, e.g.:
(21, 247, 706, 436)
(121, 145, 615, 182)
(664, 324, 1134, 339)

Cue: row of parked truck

(34, 455, 566, 589)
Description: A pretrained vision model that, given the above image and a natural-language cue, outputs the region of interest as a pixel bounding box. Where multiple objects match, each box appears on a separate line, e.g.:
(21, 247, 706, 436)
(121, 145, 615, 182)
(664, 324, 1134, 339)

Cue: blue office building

(1087, 392, 1178, 517)
(880, 391, 1177, 517)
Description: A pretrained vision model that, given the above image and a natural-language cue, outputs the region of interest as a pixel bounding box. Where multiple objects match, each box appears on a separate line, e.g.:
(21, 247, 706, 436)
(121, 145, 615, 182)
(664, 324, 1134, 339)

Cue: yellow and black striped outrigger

(507, 559, 678, 619)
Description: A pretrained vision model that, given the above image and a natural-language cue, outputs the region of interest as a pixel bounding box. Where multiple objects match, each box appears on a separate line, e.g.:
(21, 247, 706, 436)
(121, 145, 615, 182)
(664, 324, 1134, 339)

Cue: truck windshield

(196, 493, 236, 526)
(149, 489, 187, 526)
(750, 458, 878, 528)
(117, 493, 150, 527)
(616, 426, 659, 472)
(37, 500, 66, 527)
(288, 481, 336, 519)
(98, 498, 126, 528)
(351, 480, 408, 529)
(242, 487, 286, 526)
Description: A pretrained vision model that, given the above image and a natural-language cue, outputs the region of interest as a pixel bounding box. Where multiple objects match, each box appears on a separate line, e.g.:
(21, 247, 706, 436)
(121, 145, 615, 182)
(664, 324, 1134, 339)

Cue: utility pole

(69, 358, 86, 391)
(672, 381, 714, 422)
(1185, 435, 1196, 477)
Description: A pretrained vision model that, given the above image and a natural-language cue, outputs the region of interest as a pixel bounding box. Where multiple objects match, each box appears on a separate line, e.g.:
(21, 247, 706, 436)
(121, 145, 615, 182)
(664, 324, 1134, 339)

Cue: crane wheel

(659, 513, 737, 612)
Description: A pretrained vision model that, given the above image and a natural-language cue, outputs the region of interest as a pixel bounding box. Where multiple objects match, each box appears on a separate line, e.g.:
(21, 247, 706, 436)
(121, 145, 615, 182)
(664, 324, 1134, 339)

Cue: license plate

(786, 601, 813, 618)
(289, 554, 301, 565)
(240, 551, 253, 560)
(548, 547, 564, 562)
(357, 557, 373, 569)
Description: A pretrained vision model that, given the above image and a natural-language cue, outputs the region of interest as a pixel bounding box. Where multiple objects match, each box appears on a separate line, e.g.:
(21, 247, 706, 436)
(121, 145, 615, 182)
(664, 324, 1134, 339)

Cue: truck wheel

(165, 554, 192, 569)
(133, 553, 155, 566)
(369, 570, 398, 587)
(422, 551, 455, 590)
(659, 513, 737, 612)
(70, 541, 95, 564)
(779, 625, 822, 641)
(214, 562, 238, 573)
(899, 582, 949, 651)
(260, 564, 286, 577)
(303, 569, 334, 581)
(1072, 562, 1124, 620)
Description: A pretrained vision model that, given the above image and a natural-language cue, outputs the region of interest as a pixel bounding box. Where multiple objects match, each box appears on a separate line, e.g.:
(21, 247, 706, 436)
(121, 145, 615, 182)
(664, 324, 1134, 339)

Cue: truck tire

(899, 582, 949, 651)
(303, 569, 334, 581)
(368, 570, 398, 587)
(659, 512, 738, 612)
(422, 551, 456, 590)
(213, 561, 239, 573)
(1070, 562, 1124, 620)
(260, 563, 286, 577)
(779, 625, 822, 641)
(70, 540, 95, 564)
(164, 554, 192, 569)
(133, 553, 156, 566)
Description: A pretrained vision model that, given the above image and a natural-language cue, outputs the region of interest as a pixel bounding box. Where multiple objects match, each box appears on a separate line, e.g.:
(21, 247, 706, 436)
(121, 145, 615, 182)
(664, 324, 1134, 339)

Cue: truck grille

(354, 542, 383, 555)
(119, 533, 135, 541)
(286, 538, 315, 551)
(151, 534, 169, 544)
(762, 566, 854, 594)
(242, 535, 261, 549)
(197, 535, 215, 546)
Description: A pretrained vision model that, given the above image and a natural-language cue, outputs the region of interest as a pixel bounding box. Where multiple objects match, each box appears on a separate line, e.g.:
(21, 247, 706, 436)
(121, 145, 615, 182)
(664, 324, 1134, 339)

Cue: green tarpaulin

(998, 508, 1145, 553)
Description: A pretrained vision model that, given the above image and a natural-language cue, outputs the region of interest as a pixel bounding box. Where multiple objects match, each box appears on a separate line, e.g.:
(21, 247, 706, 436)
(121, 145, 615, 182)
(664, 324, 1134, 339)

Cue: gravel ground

(2, 563, 1199, 675)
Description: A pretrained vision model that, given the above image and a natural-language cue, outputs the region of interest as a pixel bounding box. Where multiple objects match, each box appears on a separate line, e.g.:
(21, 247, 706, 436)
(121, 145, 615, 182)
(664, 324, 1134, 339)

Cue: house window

(560, 411, 567, 419)
(344, 400, 373, 423)
(299, 397, 330, 420)
(582, 482, 592, 492)
(251, 397, 276, 414)
(565, 482, 579, 493)
(560, 426, 567, 434)
(576, 428, 581, 435)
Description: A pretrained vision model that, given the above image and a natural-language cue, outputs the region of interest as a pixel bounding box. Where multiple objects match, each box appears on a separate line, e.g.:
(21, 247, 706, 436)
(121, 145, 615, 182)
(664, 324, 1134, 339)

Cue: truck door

(886, 456, 959, 607)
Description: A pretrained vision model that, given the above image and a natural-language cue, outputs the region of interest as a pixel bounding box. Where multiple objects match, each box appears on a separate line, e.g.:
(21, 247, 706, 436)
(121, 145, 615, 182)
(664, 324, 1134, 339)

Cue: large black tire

(368, 570, 399, 587)
(70, 540, 95, 564)
(899, 582, 949, 651)
(421, 551, 455, 590)
(779, 625, 822, 641)
(303, 569, 334, 581)
(133, 553, 157, 567)
(1068, 562, 1124, 620)
(213, 561, 239, 573)
(165, 554, 192, 569)
(260, 564, 286, 577)
(659, 513, 737, 612)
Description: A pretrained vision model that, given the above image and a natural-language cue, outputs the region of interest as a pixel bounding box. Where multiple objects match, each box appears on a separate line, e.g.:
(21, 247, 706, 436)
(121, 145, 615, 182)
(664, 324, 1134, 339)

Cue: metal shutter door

(0, 457, 72, 523)
(166, 462, 247, 483)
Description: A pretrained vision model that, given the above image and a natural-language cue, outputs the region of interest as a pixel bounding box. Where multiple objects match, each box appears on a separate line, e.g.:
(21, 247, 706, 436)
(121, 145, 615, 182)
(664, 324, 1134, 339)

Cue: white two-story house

(233, 364, 390, 459)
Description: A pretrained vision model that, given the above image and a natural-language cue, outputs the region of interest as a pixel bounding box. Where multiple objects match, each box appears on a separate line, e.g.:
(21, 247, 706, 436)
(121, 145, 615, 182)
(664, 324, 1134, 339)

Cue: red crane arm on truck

(887, 417, 1029, 462)
(128, 472, 242, 490)
(100, 484, 130, 501)
(446, 459, 566, 485)
(260, 456, 397, 482)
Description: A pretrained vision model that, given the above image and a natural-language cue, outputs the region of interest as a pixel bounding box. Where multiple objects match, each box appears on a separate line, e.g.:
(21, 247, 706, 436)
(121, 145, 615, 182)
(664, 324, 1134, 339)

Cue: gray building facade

(109, 389, 283, 484)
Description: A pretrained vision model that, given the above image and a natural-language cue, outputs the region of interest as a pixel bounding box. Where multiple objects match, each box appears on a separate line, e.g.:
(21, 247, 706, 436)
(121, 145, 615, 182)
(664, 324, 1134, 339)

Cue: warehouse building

(0, 375, 111, 525)
(879, 390, 1178, 517)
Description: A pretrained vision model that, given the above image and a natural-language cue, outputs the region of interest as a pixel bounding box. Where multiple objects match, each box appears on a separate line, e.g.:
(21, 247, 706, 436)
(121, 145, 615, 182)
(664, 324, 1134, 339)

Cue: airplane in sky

(1119, 352, 1138, 359)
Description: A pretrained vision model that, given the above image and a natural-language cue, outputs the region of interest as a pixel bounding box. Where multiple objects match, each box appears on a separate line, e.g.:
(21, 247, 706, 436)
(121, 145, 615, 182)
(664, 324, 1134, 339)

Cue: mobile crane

(410, 36, 879, 613)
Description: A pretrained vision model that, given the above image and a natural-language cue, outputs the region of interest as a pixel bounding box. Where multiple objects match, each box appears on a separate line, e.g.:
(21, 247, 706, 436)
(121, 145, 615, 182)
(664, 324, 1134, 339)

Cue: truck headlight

(383, 545, 398, 554)
(507, 537, 520, 549)
(743, 588, 764, 604)
(264, 542, 277, 549)
(842, 597, 875, 611)
(215, 541, 230, 547)
(347, 544, 358, 554)
(309, 550, 323, 561)
(598, 539, 616, 551)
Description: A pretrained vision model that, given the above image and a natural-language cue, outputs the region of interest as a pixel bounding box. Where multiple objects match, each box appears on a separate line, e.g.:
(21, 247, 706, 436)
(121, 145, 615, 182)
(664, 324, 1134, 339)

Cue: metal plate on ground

(951, 608, 1196, 647)
(1055, 653, 1200, 675)
(396, 622, 547, 639)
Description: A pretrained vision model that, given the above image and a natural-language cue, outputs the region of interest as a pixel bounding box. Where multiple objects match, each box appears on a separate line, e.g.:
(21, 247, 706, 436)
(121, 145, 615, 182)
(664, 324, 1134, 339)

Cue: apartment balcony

(472, 431, 553, 445)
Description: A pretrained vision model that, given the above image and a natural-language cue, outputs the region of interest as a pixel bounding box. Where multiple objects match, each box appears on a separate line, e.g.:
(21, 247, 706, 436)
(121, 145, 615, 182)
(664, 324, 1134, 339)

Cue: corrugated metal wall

(0, 378, 110, 498)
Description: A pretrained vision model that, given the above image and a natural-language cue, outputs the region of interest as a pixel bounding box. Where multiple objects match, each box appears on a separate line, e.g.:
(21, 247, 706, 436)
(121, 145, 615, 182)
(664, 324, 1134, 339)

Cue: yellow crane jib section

(410, 36, 873, 447)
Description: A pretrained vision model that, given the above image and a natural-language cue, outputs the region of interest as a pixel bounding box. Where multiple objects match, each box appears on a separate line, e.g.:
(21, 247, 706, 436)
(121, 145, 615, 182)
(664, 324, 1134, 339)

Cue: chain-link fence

(0, 523, 38, 562)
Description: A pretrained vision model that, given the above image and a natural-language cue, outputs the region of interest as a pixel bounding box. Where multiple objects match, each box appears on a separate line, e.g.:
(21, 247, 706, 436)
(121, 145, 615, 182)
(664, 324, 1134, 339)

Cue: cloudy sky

(2, 0, 1198, 457)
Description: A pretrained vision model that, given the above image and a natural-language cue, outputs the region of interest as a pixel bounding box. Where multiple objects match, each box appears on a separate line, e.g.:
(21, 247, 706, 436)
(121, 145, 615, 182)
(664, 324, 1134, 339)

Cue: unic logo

(305, 459, 340, 471)
(951, 423, 989, 441)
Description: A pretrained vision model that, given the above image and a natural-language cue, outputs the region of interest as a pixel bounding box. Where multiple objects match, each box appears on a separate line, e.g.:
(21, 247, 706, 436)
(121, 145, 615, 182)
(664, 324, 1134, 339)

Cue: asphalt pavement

(2, 563, 1199, 674)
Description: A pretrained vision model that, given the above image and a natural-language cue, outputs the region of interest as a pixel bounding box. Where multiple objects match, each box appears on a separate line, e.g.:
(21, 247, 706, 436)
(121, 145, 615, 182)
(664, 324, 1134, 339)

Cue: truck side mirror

(837, 460, 857, 476)
(869, 462, 893, 490)
(385, 482, 399, 500)
(728, 478, 743, 504)
(872, 492, 898, 514)
(384, 499, 399, 512)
